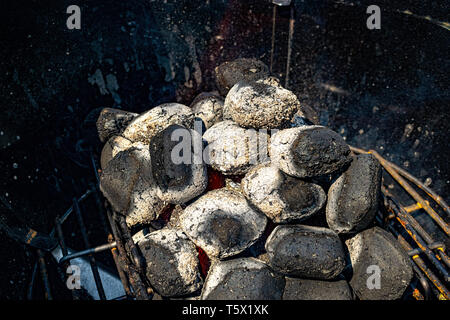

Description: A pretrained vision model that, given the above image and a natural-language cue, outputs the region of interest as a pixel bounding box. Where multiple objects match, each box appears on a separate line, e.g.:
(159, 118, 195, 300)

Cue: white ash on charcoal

(215, 58, 269, 96)
(283, 278, 353, 300)
(122, 103, 194, 144)
(180, 188, 267, 259)
(190, 92, 224, 130)
(241, 162, 326, 223)
(345, 227, 413, 300)
(326, 153, 382, 234)
(149, 124, 207, 204)
(265, 225, 346, 280)
(224, 77, 301, 129)
(99, 145, 166, 227)
(125, 177, 167, 228)
(100, 135, 134, 170)
(270, 125, 352, 178)
(201, 257, 285, 300)
(203, 120, 270, 175)
(167, 204, 185, 230)
(96, 107, 138, 142)
(133, 228, 203, 297)
(99, 146, 152, 214)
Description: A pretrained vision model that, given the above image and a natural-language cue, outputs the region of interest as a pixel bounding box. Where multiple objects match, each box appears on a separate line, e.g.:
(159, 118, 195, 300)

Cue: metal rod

(55, 216, 80, 300)
(37, 249, 52, 300)
(27, 260, 38, 300)
(108, 234, 132, 297)
(351, 146, 449, 235)
(117, 216, 146, 273)
(384, 193, 450, 283)
(73, 198, 107, 300)
(390, 197, 450, 268)
(414, 265, 431, 300)
(270, 5, 277, 74)
(57, 189, 93, 228)
(59, 242, 117, 265)
(55, 217, 69, 258)
(390, 161, 450, 215)
(90, 149, 101, 185)
(387, 222, 449, 299)
(104, 202, 149, 300)
(285, 4, 295, 88)
(379, 157, 449, 235)
(351, 145, 450, 269)
(29, 189, 92, 300)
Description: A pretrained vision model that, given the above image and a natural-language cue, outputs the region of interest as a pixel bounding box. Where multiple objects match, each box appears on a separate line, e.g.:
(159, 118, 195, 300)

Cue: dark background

(0, 0, 448, 299)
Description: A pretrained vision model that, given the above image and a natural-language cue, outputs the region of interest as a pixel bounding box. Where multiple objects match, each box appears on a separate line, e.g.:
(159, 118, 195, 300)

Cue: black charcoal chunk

(265, 225, 346, 280)
(326, 153, 382, 234)
(96, 107, 138, 142)
(283, 278, 353, 300)
(99, 146, 166, 227)
(180, 188, 267, 259)
(215, 58, 269, 96)
(201, 258, 285, 300)
(270, 126, 352, 178)
(242, 162, 326, 223)
(133, 228, 203, 297)
(149, 124, 207, 204)
(345, 227, 414, 300)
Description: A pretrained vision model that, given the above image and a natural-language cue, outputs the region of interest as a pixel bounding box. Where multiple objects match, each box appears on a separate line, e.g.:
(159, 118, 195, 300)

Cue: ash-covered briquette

(99, 145, 151, 214)
(224, 77, 301, 129)
(283, 278, 353, 300)
(149, 124, 207, 204)
(96, 107, 138, 142)
(180, 188, 267, 259)
(125, 177, 167, 228)
(122, 103, 194, 144)
(201, 258, 285, 300)
(190, 92, 224, 130)
(214, 58, 269, 96)
(133, 228, 203, 297)
(326, 153, 382, 234)
(99, 145, 167, 228)
(265, 225, 346, 280)
(203, 120, 270, 175)
(270, 125, 352, 178)
(345, 227, 414, 300)
(100, 135, 133, 170)
(241, 162, 326, 223)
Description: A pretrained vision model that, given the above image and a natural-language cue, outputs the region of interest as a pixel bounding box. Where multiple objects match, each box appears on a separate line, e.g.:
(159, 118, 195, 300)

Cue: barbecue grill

(2, 0, 447, 300)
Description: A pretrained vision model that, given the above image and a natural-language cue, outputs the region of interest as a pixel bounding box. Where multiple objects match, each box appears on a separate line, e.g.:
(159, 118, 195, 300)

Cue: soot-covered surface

(0, 0, 448, 298)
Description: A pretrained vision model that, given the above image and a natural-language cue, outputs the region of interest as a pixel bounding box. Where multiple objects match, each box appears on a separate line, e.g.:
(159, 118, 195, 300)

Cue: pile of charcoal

(97, 58, 413, 300)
